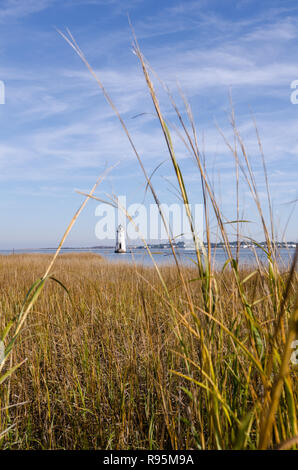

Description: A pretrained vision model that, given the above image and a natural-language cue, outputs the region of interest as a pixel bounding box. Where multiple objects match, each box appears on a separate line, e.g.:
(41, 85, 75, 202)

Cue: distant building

(175, 241, 186, 248)
(115, 224, 126, 253)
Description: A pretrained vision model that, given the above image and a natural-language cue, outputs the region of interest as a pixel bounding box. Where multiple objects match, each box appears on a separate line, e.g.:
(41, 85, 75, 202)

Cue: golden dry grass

(0, 253, 297, 449)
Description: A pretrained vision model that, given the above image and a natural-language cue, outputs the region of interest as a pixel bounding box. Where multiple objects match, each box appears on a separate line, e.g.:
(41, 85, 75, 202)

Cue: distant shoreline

(1, 243, 297, 253)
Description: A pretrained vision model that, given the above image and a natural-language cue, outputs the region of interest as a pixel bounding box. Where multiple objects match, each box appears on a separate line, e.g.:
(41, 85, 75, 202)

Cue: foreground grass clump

(0, 253, 297, 449)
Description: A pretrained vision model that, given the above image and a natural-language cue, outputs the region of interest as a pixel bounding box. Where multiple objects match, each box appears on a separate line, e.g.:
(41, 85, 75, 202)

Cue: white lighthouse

(115, 224, 126, 253)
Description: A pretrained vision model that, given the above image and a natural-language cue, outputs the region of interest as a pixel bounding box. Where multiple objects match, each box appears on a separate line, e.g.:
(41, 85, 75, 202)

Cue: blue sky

(0, 0, 297, 248)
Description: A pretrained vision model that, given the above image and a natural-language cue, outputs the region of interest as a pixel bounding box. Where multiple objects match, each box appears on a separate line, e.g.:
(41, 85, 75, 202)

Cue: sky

(0, 0, 297, 248)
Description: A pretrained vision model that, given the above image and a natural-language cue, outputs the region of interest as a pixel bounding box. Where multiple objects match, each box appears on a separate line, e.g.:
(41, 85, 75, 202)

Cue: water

(0, 247, 296, 269)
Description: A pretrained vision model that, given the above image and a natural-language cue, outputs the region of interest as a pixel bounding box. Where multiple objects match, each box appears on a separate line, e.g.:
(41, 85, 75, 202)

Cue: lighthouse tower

(115, 224, 126, 253)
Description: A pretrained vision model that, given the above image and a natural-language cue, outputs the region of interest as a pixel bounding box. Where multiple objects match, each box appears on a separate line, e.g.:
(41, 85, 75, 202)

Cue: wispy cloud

(0, 0, 54, 22)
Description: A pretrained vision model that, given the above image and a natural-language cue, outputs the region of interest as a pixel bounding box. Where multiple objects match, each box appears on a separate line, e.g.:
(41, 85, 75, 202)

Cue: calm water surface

(0, 247, 296, 269)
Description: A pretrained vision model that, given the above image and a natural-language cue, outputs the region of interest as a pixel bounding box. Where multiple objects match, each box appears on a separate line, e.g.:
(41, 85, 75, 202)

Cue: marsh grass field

(0, 31, 298, 450)
(0, 252, 297, 449)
